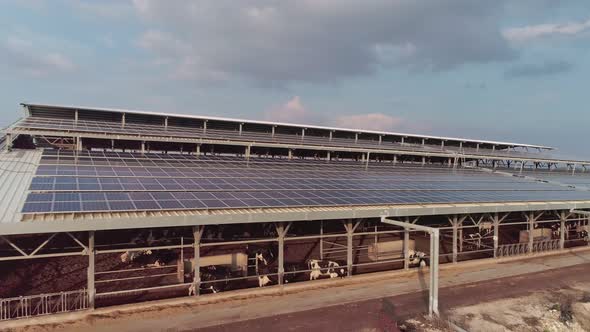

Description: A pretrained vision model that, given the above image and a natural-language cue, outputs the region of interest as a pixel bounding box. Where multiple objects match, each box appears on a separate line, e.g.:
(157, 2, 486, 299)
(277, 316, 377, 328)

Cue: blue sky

(1, 1, 590, 158)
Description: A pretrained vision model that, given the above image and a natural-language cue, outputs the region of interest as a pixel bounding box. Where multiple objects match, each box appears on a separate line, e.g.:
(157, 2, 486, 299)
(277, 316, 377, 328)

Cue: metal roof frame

(4, 200, 590, 236)
(20, 103, 553, 150)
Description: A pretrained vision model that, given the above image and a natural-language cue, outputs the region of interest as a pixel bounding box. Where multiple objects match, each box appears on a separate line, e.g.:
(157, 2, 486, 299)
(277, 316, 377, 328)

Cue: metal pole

(87, 231, 95, 310)
(493, 213, 499, 258)
(403, 228, 409, 270)
(347, 220, 353, 277)
(528, 212, 535, 254)
(452, 216, 458, 263)
(432, 229, 439, 315)
(193, 226, 203, 296)
(320, 221, 324, 260)
(277, 223, 285, 285)
(560, 211, 566, 250)
(429, 231, 434, 317)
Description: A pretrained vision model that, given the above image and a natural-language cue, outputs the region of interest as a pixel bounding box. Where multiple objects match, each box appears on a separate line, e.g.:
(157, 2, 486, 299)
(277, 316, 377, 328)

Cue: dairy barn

(1, 103, 590, 321)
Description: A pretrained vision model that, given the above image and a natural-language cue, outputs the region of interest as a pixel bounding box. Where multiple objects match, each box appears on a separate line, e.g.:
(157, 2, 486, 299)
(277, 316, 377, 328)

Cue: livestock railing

(496, 239, 561, 257)
(532, 239, 560, 253)
(0, 289, 88, 321)
(496, 243, 529, 257)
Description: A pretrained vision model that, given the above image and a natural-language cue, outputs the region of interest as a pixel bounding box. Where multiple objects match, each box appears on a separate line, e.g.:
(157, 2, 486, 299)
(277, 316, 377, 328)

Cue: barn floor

(3, 248, 590, 332)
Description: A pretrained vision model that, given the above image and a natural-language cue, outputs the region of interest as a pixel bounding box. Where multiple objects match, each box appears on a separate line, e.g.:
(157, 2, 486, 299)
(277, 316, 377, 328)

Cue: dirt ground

(200, 263, 590, 332)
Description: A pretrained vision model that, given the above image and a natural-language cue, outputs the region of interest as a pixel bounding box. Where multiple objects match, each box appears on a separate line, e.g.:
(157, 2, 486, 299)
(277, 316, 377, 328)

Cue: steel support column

(560, 211, 566, 250)
(275, 222, 291, 285)
(87, 231, 95, 310)
(493, 213, 500, 258)
(528, 211, 535, 254)
(192, 226, 204, 296)
(403, 228, 410, 270)
(346, 220, 353, 277)
(451, 216, 458, 263)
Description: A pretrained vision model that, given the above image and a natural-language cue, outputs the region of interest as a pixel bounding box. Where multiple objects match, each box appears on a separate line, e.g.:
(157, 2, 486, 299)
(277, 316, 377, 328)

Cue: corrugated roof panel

(0, 149, 40, 223)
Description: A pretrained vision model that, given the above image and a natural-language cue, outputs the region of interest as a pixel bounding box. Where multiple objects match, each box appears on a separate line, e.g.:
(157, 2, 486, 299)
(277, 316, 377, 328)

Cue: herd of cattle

(118, 242, 428, 295)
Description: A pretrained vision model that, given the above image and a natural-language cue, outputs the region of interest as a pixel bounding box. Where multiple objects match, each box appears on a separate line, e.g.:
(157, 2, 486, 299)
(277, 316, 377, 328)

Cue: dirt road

(4, 249, 590, 332)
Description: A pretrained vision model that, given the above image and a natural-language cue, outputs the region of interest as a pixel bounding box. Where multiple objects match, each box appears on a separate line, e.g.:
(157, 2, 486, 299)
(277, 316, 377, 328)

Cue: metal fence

(0, 289, 89, 321)
(496, 239, 560, 257)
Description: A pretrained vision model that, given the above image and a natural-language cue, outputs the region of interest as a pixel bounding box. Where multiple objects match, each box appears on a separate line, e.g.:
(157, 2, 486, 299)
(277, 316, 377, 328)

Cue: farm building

(1, 103, 590, 320)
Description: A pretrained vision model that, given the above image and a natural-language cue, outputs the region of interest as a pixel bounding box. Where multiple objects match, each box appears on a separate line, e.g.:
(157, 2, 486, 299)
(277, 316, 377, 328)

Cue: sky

(1, 1, 590, 158)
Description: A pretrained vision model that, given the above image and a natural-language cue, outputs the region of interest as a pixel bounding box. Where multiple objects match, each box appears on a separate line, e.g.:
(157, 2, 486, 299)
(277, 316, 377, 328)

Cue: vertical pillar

(428, 231, 434, 317)
(346, 220, 353, 277)
(277, 223, 285, 285)
(196, 144, 201, 157)
(326, 151, 331, 161)
(87, 231, 95, 310)
(110, 139, 115, 151)
(74, 109, 79, 124)
(192, 226, 203, 296)
(459, 141, 463, 151)
(403, 228, 410, 270)
(329, 131, 333, 141)
(401, 137, 405, 144)
(355, 133, 358, 143)
(560, 211, 566, 250)
(271, 126, 276, 137)
(141, 141, 146, 154)
(447, 157, 452, 167)
(528, 211, 534, 254)
(493, 213, 500, 258)
(5, 133, 11, 151)
(245, 146, 251, 160)
(476, 143, 479, 152)
(393, 155, 397, 164)
(76, 137, 83, 151)
(492, 145, 496, 152)
(365, 152, 370, 168)
(301, 128, 305, 139)
(432, 229, 439, 316)
(422, 156, 426, 166)
(288, 149, 293, 160)
(378, 135, 382, 145)
(320, 221, 324, 260)
(459, 224, 463, 253)
(452, 216, 458, 263)
(121, 113, 126, 128)
(164, 117, 168, 129)
(203, 120, 208, 133)
(422, 138, 425, 146)
(441, 141, 445, 149)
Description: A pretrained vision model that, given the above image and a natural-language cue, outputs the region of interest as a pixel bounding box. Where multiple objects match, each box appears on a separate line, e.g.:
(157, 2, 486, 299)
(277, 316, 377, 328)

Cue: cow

(307, 259, 345, 280)
(120, 249, 152, 263)
(407, 250, 427, 268)
(188, 276, 219, 296)
(255, 251, 273, 287)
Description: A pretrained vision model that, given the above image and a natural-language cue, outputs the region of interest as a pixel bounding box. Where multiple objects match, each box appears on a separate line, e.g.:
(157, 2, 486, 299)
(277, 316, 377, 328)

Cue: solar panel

(21, 150, 590, 215)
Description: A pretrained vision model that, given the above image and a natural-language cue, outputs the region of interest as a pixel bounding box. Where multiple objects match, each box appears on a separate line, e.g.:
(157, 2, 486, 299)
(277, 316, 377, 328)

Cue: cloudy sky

(1, 1, 590, 157)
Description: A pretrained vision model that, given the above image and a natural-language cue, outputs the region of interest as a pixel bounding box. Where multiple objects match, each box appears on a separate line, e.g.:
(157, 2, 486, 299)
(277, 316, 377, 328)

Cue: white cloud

(265, 96, 405, 132)
(503, 18, 590, 43)
(332, 113, 404, 132)
(132, 0, 514, 84)
(265, 96, 310, 123)
(1, 36, 76, 76)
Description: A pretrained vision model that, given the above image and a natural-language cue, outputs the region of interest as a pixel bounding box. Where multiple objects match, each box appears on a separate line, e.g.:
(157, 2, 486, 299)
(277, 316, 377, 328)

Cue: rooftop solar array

(14, 117, 547, 160)
(21, 149, 590, 215)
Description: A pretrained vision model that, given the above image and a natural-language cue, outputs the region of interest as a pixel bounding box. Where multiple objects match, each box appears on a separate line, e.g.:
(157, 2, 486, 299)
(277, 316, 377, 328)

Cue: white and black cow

(120, 249, 152, 263)
(307, 259, 346, 280)
(408, 250, 427, 268)
(255, 250, 273, 287)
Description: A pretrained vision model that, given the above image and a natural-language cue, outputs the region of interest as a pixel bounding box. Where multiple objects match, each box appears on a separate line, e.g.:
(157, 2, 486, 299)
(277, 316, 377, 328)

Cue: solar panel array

(15, 117, 544, 159)
(21, 150, 590, 215)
